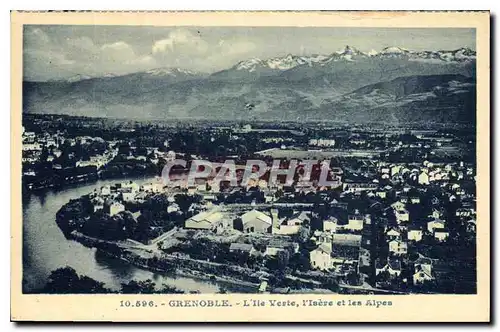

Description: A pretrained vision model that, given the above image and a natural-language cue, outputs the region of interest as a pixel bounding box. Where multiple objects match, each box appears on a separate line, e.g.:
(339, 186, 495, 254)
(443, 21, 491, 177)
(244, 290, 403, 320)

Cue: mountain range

(23, 46, 476, 124)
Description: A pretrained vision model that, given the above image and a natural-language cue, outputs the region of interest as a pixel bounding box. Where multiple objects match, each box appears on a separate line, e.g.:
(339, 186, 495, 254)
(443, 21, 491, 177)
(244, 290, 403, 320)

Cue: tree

(276, 250, 290, 272)
(42, 267, 111, 294)
(375, 270, 391, 285)
(324, 276, 340, 292)
(295, 226, 311, 244)
(288, 251, 311, 272)
(346, 271, 360, 286)
(120, 279, 156, 294)
(159, 284, 184, 294)
(217, 287, 228, 294)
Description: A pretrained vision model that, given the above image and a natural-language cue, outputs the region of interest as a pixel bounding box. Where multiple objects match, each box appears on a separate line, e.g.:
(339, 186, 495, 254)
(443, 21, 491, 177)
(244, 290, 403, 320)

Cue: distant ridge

(23, 46, 476, 124)
(32, 46, 476, 83)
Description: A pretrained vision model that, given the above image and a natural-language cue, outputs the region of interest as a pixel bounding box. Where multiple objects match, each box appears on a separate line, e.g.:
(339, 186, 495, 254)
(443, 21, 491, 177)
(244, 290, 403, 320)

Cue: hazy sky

(23, 25, 476, 81)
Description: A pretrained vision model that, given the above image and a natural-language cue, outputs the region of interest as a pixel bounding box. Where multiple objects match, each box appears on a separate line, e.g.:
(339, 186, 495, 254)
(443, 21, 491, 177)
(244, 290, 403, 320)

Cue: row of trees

(40, 267, 188, 294)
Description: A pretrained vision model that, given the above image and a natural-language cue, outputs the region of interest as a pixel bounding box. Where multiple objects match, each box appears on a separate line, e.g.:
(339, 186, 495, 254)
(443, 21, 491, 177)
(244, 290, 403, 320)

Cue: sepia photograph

(11, 11, 490, 322)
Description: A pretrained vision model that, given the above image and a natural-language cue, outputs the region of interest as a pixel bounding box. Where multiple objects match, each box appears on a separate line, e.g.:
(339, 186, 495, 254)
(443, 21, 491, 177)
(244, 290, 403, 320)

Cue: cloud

(152, 29, 209, 55)
(218, 39, 256, 56)
(23, 29, 80, 80)
(66, 36, 96, 52)
(24, 27, 51, 47)
(150, 30, 256, 72)
(24, 49, 76, 66)
(23, 27, 258, 80)
(100, 41, 137, 62)
(126, 55, 157, 67)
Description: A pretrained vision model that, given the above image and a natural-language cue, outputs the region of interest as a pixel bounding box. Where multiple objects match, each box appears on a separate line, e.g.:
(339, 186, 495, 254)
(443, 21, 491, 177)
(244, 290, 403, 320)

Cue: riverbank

(70, 231, 260, 293)
(23, 179, 234, 294)
(68, 230, 346, 294)
(23, 171, 158, 194)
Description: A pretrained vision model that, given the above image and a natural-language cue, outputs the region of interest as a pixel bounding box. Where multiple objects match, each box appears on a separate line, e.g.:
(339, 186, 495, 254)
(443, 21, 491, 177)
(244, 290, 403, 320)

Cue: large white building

(107, 202, 125, 216)
(185, 208, 226, 230)
(241, 209, 272, 233)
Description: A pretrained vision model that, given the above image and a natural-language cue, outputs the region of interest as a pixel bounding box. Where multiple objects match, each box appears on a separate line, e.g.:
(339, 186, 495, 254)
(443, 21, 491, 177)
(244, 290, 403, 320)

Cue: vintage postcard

(11, 11, 490, 322)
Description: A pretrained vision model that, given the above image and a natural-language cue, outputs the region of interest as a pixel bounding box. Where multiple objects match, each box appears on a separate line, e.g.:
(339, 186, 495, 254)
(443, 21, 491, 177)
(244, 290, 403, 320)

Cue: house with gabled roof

(427, 218, 446, 233)
(388, 239, 408, 255)
(407, 226, 423, 242)
(395, 208, 410, 224)
(385, 226, 402, 240)
(391, 200, 406, 211)
(229, 243, 258, 256)
(434, 228, 450, 242)
(185, 207, 225, 230)
(310, 244, 333, 270)
(375, 258, 402, 277)
(241, 209, 272, 233)
(413, 263, 434, 284)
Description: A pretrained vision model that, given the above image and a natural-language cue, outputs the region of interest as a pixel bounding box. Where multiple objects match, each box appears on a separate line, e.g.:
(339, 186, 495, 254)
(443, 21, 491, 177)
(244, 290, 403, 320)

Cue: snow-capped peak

(452, 48, 476, 62)
(235, 58, 263, 72)
(235, 55, 304, 72)
(66, 74, 92, 83)
(231, 45, 476, 74)
(266, 54, 302, 70)
(337, 45, 362, 56)
(381, 46, 410, 54)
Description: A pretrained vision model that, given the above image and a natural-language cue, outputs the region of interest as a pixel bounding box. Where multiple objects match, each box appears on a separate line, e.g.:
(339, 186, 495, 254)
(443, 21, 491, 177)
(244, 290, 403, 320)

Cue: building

(273, 210, 310, 235)
(427, 219, 446, 233)
(343, 182, 378, 193)
(229, 243, 258, 256)
(122, 190, 136, 202)
(386, 227, 402, 240)
(185, 208, 225, 230)
(310, 243, 359, 271)
(395, 208, 410, 224)
(346, 213, 364, 231)
(266, 240, 299, 257)
(309, 138, 336, 147)
(101, 185, 111, 196)
(407, 227, 423, 242)
(167, 203, 180, 214)
(434, 228, 450, 242)
(413, 265, 434, 284)
(418, 172, 430, 185)
(456, 208, 473, 217)
(375, 258, 402, 277)
(106, 201, 125, 216)
(331, 233, 362, 247)
(131, 211, 142, 222)
(121, 181, 140, 194)
(241, 209, 272, 233)
(315, 231, 362, 248)
(310, 244, 332, 270)
(388, 239, 408, 255)
(391, 165, 402, 176)
(323, 216, 339, 233)
(391, 201, 406, 211)
(410, 196, 421, 204)
(430, 209, 443, 219)
(413, 257, 434, 284)
(285, 211, 310, 226)
(330, 244, 360, 265)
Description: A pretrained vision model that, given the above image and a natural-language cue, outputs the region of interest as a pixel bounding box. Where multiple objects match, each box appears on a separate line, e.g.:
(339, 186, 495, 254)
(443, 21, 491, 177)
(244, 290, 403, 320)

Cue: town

(23, 114, 477, 294)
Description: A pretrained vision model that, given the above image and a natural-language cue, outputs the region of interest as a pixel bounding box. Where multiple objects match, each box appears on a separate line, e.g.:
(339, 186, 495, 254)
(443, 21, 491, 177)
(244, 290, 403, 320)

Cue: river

(22, 177, 254, 294)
